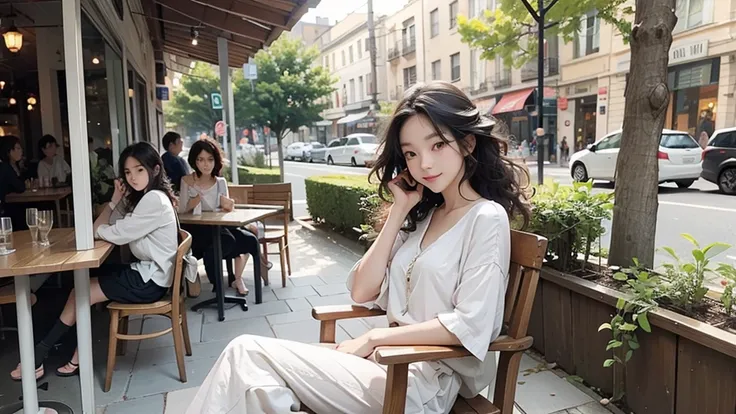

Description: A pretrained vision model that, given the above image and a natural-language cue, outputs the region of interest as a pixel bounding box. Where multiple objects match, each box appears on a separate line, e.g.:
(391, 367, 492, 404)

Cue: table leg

(253, 245, 262, 304)
(213, 226, 225, 322)
(13, 275, 39, 414)
(55, 200, 62, 228)
(74, 269, 95, 414)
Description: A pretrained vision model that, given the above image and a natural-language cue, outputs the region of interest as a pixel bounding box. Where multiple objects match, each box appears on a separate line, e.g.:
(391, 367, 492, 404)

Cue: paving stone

(314, 283, 349, 296)
(200, 316, 274, 343)
(271, 285, 318, 300)
(104, 394, 164, 414)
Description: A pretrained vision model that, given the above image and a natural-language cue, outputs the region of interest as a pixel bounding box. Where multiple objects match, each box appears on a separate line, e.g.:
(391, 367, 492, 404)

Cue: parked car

(325, 133, 379, 166)
(569, 129, 703, 188)
(303, 142, 326, 163)
(701, 127, 736, 194)
(285, 141, 325, 162)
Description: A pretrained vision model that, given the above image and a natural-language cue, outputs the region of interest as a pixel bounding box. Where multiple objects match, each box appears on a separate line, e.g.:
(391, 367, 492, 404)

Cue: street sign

(215, 120, 226, 137)
(211, 93, 223, 110)
(156, 85, 169, 101)
(243, 63, 258, 80)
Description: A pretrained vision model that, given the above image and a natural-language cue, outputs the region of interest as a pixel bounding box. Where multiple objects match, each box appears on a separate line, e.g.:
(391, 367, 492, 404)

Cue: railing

(492, 73, 512, 88)
(521, 57, 560, 81)
(469, 81, 489, 95)
(390, 85, 404, 101)
(402, 39, 416, 56)
(388, 44, 401, 61)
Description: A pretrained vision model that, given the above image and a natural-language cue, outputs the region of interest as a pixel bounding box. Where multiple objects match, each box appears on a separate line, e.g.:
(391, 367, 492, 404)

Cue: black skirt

(95, 264, 168, 304)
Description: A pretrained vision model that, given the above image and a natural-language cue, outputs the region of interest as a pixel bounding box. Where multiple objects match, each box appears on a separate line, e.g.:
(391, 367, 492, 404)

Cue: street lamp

(3, 26, 23, 53)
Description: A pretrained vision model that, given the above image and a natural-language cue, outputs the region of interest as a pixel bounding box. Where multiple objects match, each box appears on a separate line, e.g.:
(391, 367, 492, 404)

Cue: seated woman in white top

(179, 138, 263, 297)
(11, 142, 179, 381)
(36, 134, 71, 185)
(187, 81, 532, 414)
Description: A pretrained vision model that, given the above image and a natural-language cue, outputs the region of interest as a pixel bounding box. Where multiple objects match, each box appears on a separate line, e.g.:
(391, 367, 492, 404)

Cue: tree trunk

(608, 0, 677, 268)
(276, 130, 285, 183)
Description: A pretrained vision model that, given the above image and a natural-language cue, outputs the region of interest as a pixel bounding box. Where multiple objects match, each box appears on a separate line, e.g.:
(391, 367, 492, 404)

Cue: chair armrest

(373, 336, 533, 365)
(312, 305, 387, 321)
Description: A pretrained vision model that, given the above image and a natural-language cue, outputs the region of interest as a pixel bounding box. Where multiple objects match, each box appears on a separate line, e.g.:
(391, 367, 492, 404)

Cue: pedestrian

(186, 81, 532, 414)
(560, 136, 570, 166)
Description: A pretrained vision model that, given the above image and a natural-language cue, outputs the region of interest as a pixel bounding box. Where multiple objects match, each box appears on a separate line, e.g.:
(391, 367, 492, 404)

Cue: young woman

(186, 82, 531, 414)
(10, 142, 179, 380)
(178, 139, 261, 296)
(0, 135, 26, 202)
(37, 134, 71, 185)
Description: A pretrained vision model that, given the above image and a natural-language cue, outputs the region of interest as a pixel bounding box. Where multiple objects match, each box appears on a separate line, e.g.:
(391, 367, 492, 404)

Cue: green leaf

(703, 242, 731, 259)
(598, 323, 612, 332)
(637, 313, 652, 333)
(682, 263, 697, 273)
(661, 247, 680, 261)
(628, 339, 640, 350)
(606, 340, 623, 351)
(637, 271, 650, 282)
(625, 349, 634, 362)
(616, 298, 626, 310)
(632, 257, 640, 267)
(681, 233, 700, 248)
(620, 323, 638, 331)
(613, 272, 628, 281)
(603, 359, 615, 368)
(692, 249, 705, 263)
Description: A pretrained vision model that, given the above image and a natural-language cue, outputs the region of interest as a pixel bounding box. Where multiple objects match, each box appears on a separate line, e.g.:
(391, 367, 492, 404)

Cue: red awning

(492, 88, 535, 115)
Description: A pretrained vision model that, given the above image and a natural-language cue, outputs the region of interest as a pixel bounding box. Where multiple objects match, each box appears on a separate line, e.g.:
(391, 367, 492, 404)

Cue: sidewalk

(0, 224, 608, 414)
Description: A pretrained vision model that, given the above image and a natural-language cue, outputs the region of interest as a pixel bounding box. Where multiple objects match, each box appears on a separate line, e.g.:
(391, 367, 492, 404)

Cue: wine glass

(26, 208, 38, 245)
(37, 210, 54, 247)
(0, 217, 14, 255)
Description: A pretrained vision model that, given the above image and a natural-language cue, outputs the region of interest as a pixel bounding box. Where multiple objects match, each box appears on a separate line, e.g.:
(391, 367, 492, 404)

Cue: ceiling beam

(191, 0, 289, 29)
(160, 8, 263, 49)
(162, 41, 248, 67)
(266, 0, 310, 44)
(155, 0, 271, 44)
(163, 24, 259, 50)
(243, 0, 297, 13)
(162, 32, 252, 59)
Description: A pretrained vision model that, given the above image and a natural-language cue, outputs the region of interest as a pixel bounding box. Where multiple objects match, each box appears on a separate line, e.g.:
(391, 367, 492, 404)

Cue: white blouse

(347, 200, 510, 399)
(97, 190, 179, 288)
(37, 156, 71, 183)
(178, 176, 228, 213)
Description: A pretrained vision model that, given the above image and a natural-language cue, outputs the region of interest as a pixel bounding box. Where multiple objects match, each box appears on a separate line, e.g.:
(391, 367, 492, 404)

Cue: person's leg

(186, 335, 446, 414)
(11, 278, 109, 379)
(230, 228, 260, 295)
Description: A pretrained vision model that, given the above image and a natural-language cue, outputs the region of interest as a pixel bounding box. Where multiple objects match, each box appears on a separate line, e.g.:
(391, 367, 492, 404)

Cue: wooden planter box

(528, 267, 736, 414)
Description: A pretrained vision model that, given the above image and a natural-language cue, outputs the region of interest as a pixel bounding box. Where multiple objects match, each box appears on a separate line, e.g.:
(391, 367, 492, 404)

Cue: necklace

(402, 253, 420, 315)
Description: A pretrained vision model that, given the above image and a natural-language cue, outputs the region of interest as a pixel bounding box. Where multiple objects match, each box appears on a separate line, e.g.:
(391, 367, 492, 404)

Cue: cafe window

(128, 68, 150, 143)
(665, 59, 720, 137)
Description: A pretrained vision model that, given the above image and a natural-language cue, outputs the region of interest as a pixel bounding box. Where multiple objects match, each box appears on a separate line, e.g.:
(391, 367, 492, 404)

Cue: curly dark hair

(118, 142, 176, 214)
(188, 138, 224, 177)
(370, 81, 531, 231)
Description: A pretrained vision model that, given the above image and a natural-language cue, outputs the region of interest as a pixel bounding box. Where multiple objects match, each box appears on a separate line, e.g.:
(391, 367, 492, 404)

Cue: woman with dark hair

(11, 142, 179, 380)
(0, 135, 26, 204)
(37, 134, 71, 184)
(187, 82, 531, 413)
(179, 138, 260, 296)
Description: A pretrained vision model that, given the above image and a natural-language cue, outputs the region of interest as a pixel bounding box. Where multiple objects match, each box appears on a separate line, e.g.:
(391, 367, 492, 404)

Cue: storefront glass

(128, 68, 150, 143)
(574, 95, 597, 151)
(666, 58, 720, 139)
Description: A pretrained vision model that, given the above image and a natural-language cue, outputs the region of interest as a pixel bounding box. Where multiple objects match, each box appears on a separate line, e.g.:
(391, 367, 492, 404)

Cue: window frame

(449, 1, 458, 29)
(430, 9, 439, 37)
(450, 53, 461, 82)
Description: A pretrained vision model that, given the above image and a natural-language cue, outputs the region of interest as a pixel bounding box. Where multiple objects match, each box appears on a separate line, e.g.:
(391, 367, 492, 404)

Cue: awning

(492, 88, 534, 115)
(315, 120, 333, 127)
(474, 97, 497, 115)
(337, 111, 370, 125)
(143, 0, 318, 68)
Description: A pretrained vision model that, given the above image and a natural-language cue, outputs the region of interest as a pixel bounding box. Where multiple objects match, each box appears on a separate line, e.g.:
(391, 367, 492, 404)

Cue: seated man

(161, 132, 189, 193)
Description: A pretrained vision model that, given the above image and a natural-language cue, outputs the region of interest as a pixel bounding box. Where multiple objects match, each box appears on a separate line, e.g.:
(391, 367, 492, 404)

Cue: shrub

(305, 175, 376, 233)
(223, 165, 281, 184)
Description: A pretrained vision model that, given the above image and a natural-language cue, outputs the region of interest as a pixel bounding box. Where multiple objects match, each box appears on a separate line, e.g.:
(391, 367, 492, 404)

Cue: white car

(285, 142, 310, 161)
(325, 133, 379, 167)
(569, 129, 703, 188)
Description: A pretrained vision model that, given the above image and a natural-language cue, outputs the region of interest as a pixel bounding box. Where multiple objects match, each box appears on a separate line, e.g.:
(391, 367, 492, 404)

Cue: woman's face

(196, 150, 216, 177)
(10, 143, 22, 163)
(123, 156, 151, 192)
(398, 114, 469, 194)
(42, 142, 57, 159)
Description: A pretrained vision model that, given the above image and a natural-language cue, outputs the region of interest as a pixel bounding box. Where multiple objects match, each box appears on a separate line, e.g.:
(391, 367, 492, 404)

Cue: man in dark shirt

(161, 132, 189, 192)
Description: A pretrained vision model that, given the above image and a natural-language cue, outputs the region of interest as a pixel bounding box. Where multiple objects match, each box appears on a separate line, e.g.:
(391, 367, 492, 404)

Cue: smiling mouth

(423, 174, 442, 182)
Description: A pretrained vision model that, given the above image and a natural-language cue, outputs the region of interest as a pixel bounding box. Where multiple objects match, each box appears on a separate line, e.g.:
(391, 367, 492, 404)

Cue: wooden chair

(311, 229, 548, 414)
(103, 230, 194, 392)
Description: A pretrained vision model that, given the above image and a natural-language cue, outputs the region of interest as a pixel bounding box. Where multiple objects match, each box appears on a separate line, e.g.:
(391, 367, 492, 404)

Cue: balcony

(468, 81, 489, 96)
(390, 85, 404, 101)
(388, 44, 401, 61)
(492, 72, 512, 89)
(402, 39, 416, 56)
(521, 57, 560, 82)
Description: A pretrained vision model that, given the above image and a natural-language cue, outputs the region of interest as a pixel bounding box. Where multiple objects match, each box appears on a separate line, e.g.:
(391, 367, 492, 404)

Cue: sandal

(231, 278, 249, 297)
(11, 364, 44, 382)
(56, 361, 79, 377)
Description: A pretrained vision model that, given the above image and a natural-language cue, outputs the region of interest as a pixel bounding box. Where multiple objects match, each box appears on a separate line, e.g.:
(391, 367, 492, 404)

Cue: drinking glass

(37, 210, 54, 247)
(0, 217, 14, 255)
(26, 208, 38, 245)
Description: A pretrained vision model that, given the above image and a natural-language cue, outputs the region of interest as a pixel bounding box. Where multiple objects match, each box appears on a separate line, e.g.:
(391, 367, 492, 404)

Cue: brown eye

(434, 142, 445, 150)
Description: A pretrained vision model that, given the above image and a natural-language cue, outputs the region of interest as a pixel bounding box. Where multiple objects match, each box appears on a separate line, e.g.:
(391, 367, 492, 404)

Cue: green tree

(235, 36, 336, 181)
(164, 63, 222, 136)
(458, 0, 633, 67)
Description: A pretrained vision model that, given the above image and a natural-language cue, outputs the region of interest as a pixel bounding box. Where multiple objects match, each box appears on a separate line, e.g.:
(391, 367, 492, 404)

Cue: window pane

(660, 134, 700, 149)
(360, 136, 376, 144)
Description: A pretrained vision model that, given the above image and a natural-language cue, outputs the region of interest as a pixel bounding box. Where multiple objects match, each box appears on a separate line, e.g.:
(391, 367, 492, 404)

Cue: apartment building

(385, 0, 426, 101)
(316, 14, 388, 141)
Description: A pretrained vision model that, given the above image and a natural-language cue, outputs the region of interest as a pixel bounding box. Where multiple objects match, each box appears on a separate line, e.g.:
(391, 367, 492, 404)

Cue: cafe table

(179, 207, 282, 321)
(5, 187, 74, 227)
(0, 229, 114, 414)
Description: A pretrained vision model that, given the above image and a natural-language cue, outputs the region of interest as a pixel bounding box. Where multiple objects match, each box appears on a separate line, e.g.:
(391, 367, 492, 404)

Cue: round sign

(263, 126, 271, 135)
(215, 121, 226, 137)
(565, 120, 571, 127)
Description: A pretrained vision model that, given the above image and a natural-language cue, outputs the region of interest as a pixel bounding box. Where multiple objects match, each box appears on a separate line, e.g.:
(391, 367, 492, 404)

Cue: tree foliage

(163, 64, 223, 135)
(458, 0, 635, 68)
(234, 35, 336, 181)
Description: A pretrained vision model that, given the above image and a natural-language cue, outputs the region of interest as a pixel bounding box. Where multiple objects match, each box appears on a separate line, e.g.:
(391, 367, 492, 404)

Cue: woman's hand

(220, 195, 235, 212)
(388, 170, 424, 214)
(111, 179, 126, 204)
(336, 332, 376, 358)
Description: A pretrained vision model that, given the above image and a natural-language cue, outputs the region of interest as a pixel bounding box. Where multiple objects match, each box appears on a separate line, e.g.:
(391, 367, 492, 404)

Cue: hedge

(222, 166, 281, 184)
(305, 175, 377, 233)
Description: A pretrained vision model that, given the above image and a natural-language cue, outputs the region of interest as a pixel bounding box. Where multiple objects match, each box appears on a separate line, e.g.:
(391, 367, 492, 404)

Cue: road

(282, 161, 736, 268)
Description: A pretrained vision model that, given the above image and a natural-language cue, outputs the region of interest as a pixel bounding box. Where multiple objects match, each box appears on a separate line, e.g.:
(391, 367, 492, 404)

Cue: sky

(299, 0, 408, 24)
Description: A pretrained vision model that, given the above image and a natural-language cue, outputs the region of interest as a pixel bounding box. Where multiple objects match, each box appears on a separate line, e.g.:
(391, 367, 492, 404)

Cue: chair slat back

(251, 183, 292, 226)
(170, 230, 193, 316)
(228, 185, 254, 205)
(504, 230, 548, 339)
